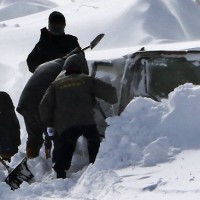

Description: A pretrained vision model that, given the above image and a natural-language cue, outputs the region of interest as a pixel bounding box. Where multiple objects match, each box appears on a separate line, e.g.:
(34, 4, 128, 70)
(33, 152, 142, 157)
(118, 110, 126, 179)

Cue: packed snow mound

(95, 83, 200, 169)
(0, 0, 58, 21)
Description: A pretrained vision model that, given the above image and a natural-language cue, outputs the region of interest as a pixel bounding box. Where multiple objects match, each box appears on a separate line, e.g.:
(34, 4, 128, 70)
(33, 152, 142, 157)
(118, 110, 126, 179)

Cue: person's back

(41, 73, 117, 135)
(39, 54, 117, 178)
(40, 54, 117, 136)
(0, 92, 21, 161)
(27, 11, 80, 73)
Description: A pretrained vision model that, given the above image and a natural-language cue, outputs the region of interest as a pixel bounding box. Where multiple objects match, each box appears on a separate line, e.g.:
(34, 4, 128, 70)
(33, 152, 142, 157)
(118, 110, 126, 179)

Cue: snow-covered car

(90, 49, 200, 115)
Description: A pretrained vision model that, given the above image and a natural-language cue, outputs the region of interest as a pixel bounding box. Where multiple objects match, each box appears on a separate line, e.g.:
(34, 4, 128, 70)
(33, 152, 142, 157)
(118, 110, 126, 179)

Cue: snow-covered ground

(1, 0, 200, 199)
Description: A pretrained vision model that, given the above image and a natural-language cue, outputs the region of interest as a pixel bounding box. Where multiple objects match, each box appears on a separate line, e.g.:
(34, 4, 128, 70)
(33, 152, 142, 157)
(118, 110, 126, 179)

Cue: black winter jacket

(27, 27, 80, 73)
(0, 91, 20, 130)
(17, 54, 89, 115)
(17, 58, 64, 114)
(39, 74, 118, 136)
(0, 92, 21, 152)
(0, 91, 14, 112)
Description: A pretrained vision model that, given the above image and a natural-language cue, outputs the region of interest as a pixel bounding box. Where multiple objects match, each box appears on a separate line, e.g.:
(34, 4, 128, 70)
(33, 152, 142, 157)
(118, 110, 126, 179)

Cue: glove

(47, 127, 55, 137)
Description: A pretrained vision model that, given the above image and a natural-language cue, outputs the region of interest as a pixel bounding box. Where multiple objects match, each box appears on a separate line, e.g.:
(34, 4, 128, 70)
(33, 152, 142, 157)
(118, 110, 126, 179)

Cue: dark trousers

(23, 111, 52, 150)
(0, 127, 18, 155)
(0, 110, 21, 155)
(53, 124, 101, 173)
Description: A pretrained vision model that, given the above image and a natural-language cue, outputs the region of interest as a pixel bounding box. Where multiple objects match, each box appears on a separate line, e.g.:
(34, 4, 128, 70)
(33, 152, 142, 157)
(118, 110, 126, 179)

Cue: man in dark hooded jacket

(39, 54, 118, 178)
(0, 92, 21, 161)
(17, 54, 89, 159)
(27, 11, 80, 73)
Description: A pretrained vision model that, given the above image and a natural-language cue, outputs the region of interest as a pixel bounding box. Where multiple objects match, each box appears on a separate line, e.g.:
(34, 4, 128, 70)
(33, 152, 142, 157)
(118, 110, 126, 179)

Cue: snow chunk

(70, 165, 121, 199)
(143, 137, 170, 166)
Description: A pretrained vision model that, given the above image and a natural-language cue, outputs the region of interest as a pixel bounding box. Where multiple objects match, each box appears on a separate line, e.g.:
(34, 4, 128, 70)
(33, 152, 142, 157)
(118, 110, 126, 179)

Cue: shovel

(63, 33, 105, 59)
(82, 33, 105, 51)
(0, 156, 34, 190)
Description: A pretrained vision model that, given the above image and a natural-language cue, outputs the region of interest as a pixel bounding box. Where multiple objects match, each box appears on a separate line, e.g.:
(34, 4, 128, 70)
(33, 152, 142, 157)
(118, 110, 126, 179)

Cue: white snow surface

(1, 0, 200, 199)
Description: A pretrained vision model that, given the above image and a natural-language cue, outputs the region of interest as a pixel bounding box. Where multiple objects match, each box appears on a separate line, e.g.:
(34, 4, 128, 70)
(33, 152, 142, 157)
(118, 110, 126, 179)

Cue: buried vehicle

(89, 49, 200, 115)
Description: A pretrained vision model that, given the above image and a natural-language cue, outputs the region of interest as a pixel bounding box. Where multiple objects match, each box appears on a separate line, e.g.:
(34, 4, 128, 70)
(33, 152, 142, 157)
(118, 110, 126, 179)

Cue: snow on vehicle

(89, 49, 200, 115)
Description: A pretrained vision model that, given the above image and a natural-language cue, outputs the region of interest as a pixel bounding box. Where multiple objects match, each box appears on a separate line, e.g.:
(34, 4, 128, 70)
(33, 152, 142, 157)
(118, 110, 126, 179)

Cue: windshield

(145, 56, 200, 99)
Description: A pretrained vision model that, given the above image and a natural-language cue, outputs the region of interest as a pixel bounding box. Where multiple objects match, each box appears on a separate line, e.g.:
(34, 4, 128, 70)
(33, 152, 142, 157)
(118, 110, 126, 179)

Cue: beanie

(63, 54, 88, 75)
(48, 11, 66, 35)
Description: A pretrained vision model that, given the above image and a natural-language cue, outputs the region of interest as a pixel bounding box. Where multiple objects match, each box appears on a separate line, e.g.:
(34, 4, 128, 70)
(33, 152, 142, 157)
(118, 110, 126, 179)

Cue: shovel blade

(5, 157, 34, 190)
(90, 33, 105, 49)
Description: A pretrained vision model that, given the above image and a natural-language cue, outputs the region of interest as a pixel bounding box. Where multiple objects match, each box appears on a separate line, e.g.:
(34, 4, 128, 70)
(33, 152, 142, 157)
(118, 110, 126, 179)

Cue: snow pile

(1, 0, 200, 199)
(95, 83, 200, 169)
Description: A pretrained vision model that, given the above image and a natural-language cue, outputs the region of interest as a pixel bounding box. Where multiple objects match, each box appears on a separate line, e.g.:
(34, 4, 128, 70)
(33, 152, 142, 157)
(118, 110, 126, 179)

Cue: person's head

(63, 54, 88, 75)
(48, 11, 66, 35)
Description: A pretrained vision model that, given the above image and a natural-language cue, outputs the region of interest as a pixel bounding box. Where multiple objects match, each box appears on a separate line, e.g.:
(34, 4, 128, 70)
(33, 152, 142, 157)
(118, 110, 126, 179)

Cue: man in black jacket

(39, 54, 118, 178)
(19, 11, 82, 159)
(17, 54, 89, 159)
(27, 11, 80, 73)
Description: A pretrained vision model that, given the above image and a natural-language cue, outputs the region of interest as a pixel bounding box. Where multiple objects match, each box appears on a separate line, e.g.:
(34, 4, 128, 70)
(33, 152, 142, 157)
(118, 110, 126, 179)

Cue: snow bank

(95, 83, 200, 169)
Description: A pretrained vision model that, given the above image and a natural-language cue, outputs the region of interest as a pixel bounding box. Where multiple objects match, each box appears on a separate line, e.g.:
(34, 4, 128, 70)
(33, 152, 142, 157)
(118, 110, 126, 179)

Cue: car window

(144, 56, 200, 99)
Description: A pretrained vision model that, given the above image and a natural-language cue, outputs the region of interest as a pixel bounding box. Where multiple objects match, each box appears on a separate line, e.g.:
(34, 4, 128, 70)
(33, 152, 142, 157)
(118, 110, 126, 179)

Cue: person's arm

(26, 41, 49, 73)
(39, 84, 55, 127)
(93, 78, 118, 104)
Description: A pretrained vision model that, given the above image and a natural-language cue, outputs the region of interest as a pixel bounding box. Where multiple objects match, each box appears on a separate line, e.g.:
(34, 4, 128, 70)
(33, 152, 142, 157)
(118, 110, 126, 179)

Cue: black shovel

(82, 33, 105, 51)
(63, 33, 105, 59)
(0, 156, 34, 190)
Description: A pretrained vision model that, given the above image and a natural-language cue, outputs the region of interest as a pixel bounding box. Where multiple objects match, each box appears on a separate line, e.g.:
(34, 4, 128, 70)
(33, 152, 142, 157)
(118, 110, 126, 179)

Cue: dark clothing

(40, 73, 117, 177)
(17, 57, 88, 154)
(17, 57, 88, 114)
(22, 111, 51, 150)
(17, 59, 64, 153)
(21, 25, 81, 157)
(27, 27, 80, 73)
(0, 92, 14, 111)
(53, 125, 100, 174)
(40, 74, 118, 136)
(0, 92, 21, 157)
(17, 59, 64, 114)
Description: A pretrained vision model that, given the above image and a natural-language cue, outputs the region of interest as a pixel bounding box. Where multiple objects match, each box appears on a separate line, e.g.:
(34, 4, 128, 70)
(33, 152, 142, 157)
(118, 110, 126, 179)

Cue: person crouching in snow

(0, 91, 21, 162)
(39, 54, 118, 178)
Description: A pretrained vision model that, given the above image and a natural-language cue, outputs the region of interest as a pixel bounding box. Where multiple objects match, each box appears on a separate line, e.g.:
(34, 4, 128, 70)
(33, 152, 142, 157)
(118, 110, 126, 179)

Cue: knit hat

(48, 11, 66, 35)
(63, 54, 88, 75)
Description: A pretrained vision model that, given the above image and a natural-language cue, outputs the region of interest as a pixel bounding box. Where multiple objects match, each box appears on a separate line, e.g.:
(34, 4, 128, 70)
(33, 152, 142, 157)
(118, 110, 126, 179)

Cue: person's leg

(44, 130, 52, 159)
(52, 127, 81, 178)
(83, 124, 101, 164)
(23, 111, 44, 158)
(6, 110, 21, 155)
(0, 127, 14, 162)
(9, 128, 20, 155)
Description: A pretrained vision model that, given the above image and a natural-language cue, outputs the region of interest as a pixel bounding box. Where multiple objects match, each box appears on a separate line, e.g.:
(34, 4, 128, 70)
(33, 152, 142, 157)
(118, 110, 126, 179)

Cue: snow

(1, 0, 200, 199)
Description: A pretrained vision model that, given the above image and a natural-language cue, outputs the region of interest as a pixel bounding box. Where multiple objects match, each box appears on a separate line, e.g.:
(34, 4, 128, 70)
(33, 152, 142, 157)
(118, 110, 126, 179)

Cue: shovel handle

(0, 156, 12, 172)
(62, 33, 105, 59)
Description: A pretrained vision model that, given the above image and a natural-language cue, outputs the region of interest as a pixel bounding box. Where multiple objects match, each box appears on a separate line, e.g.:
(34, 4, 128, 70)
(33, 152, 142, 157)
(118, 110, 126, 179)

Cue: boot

(0, 153, 12, 162)
(26, 147, 40, 159)
(56, 170, 66, 179)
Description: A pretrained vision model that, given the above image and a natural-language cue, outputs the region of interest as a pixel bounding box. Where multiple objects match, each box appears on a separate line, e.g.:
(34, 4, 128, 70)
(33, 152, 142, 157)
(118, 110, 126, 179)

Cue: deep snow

(1, 0, 200, 199)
